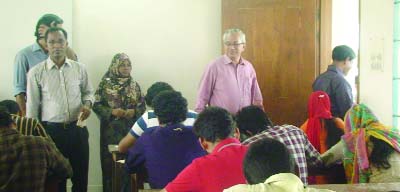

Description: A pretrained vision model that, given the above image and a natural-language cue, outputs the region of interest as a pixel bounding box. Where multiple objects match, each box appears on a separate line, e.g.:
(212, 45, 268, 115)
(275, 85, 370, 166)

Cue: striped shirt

(243, 125, 323, 185)
(11, 114, 49, 138)
(129, 110, 197, 138)
(26, 57, 95, 123)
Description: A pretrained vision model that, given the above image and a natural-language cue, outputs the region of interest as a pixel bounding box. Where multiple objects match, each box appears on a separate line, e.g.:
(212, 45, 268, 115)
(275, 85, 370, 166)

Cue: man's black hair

(332, 45, 356, 61)
(0, 108, 14, 128)
(193, 107, 235, 142)
(145, 82, 174, 108)
(153, 90, 187, 124)
(45, 27, 68, 42)
(243, 138, 294, 184)
(0, 100, 19, 114)
(35, 14, 64, 40)
(236, 105, 273, 139)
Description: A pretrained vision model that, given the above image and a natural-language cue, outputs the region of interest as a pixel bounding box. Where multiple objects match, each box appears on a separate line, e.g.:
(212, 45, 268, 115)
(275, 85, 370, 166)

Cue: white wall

(72, 0, 221, 190)
(359, 0, 393, 125)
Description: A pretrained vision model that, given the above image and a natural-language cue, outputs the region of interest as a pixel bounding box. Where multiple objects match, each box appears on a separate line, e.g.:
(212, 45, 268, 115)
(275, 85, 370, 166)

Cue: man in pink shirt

(195, 28, 263, 114)
(162, 107, 248, 192)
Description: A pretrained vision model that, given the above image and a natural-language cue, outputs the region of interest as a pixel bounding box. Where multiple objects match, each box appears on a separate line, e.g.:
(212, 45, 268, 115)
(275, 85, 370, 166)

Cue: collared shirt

(243, 125, 323, 185)
(0, 128, 72, 192)
(26, 57, 95, 123)
(125, 123, 206, 188)
(224, 173, 334, 192)
(165, 138, 248, 192)
(312, 64, 353, 119)
(13, 42, 48, 96)
(11, 114, 49, 138)
(129, 109, 197, 137)
(195, 55, 263, 114)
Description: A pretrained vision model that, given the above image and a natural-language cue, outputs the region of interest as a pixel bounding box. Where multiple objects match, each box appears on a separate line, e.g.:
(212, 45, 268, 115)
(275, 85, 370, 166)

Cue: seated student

(237, 105, 322, 185)
(224, 138, 334, 192)
(163, 107, 248, 192)
(125, 90, 205, 188)
(322, 104, 400, 183)
(0, 99, 49, 138)
(300, 91, 346, 184)
(118, 82, 197, 153)
(0, 109, 72, 191)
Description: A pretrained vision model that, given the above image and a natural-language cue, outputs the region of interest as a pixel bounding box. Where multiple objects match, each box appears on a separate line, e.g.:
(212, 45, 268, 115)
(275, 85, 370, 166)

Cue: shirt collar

(46, 57, 72, 70)
(328, 64, 344, 76)
(264, 173, 302, 185)
(211, 137, 241, 154)
(32, 42, 47, 53)
(223, 55, 245, 65)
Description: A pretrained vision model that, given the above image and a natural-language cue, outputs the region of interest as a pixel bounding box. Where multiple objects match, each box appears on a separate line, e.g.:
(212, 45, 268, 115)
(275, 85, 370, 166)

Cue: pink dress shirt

(195, 55, 263, 114)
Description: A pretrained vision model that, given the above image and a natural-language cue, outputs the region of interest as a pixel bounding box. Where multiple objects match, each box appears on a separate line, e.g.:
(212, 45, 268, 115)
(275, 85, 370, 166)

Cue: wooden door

(222, 0, 323, 126)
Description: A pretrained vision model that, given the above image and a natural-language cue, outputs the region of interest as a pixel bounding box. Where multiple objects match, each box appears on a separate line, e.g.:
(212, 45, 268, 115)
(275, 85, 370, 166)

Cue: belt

(42, 121, 78, 129)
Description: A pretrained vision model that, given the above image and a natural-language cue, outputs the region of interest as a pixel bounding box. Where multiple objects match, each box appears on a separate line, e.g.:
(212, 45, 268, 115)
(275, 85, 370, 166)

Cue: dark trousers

(44, 122, 90, 192)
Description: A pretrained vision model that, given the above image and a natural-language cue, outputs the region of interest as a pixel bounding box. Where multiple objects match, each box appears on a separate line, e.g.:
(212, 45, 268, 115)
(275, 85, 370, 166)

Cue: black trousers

(44, 121, 89, 192)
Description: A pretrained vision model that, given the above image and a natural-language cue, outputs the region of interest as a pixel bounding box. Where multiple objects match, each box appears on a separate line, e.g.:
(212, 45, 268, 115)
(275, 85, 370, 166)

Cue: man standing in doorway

(313, 45, 356, 119)
(13, 13, 77, 116)
(195, 28, 263, 114)
(26, 27, 94, 192)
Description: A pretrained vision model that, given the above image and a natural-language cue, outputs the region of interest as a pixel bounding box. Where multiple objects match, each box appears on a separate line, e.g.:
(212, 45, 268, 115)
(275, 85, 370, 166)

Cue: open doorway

(332, 0, 360, 102)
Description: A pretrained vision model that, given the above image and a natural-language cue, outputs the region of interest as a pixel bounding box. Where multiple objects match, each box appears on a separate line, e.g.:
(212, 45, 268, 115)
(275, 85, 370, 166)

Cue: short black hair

(236, 105, 273, 136)
(145, 82, 174, 108)
(193, 107, 235, 142)
(0, 108, 14, 128)
(332, 45, 356, 61)
(35, 14, 64, 40)
(0, 100, 19, 114)
(45, 27, 68, 42)
(244, 138, 294, 184)
(153, 90, 187, 124)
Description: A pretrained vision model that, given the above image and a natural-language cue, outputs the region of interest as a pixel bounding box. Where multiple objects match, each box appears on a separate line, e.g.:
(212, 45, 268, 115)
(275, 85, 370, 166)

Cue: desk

(108, 145, 125, 192)
(310, 182, 400, 192)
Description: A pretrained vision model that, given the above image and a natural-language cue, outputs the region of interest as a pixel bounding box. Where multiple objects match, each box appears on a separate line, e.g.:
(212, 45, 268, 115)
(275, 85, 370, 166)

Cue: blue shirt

(125, 123, 206, 189)
(312, 64, 353, 119)
(13, 42, 48, 96)
(129, 110, 197, 137)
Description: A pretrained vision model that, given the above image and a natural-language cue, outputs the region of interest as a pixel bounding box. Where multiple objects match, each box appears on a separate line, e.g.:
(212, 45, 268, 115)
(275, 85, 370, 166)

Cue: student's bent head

(244, 138, 294, 184)
(153, 90, 187, 125)
(193, 107, 235, 143)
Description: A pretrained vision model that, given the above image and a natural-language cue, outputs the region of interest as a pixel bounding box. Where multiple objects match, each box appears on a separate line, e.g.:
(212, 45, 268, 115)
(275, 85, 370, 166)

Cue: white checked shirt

(243, 125, 323, 185)
(27, 57, 94, 123)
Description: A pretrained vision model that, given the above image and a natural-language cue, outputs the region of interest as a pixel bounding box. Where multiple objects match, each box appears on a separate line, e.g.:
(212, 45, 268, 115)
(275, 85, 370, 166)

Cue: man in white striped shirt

(26, 27, 94, 192)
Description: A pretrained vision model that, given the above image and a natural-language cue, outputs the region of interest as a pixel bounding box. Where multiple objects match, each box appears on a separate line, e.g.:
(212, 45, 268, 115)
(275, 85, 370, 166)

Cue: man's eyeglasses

(224, 42, 244, 47)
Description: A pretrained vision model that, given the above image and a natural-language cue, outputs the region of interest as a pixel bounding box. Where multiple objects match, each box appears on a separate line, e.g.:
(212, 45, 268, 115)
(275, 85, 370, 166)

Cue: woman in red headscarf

(300, 91, 345, 184)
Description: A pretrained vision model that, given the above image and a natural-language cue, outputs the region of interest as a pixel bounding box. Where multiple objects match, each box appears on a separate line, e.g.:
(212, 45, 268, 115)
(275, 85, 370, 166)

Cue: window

(394, 0, 400, 127)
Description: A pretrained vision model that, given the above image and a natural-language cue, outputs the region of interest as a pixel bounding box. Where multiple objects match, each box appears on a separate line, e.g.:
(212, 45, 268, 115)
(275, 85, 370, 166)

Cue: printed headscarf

(306, 91, 333, 151)
(342, 104, 400, 183)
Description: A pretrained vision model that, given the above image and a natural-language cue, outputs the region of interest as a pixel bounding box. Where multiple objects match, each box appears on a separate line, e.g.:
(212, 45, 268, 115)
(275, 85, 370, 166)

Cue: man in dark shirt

(125, 91, 205, 188)
(313, 45, 356, 119)
(0, 109, 72, 192)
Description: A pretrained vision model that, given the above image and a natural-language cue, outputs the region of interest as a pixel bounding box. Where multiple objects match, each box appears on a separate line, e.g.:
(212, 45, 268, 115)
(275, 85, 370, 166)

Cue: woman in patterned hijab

(322, 104, 400, 183)
(93, 53, 146, 192)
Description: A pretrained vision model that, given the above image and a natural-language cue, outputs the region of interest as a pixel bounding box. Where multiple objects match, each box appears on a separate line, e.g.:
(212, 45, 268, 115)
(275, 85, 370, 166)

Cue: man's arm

(194, 64, 216, 113)
(250, 67, 263, 109)
(125, 136, 146, 174)
(13, 53, 29, 116)
(79, 65, 95, 121)
(118, 133, 137, 153)
(26, 69, 41, 119)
